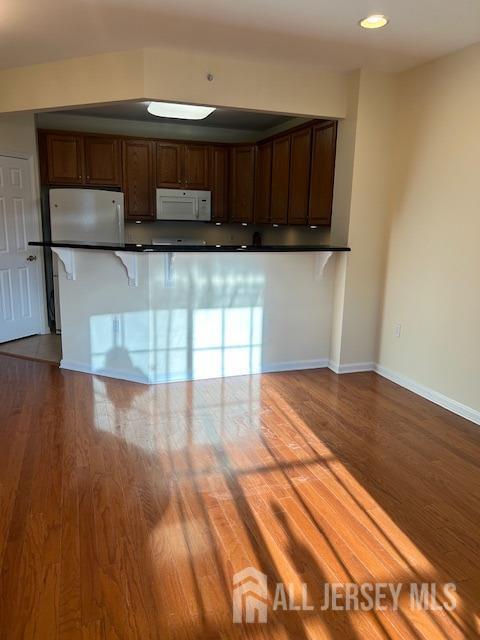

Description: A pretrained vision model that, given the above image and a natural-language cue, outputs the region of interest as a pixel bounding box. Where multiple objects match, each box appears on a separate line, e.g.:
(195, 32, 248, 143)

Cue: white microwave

(156, 188, 211, 221)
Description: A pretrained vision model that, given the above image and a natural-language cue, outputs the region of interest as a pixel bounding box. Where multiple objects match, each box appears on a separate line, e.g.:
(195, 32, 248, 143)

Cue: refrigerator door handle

(116, 204, 124, 243)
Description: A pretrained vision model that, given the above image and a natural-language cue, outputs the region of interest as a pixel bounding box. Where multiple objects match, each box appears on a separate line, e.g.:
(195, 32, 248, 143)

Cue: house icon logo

(232, 567, 268, 623)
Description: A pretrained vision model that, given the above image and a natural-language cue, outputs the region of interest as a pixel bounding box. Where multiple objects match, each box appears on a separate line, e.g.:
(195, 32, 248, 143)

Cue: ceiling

(56, 104, 295, 131)
(1, 0, 480, 73)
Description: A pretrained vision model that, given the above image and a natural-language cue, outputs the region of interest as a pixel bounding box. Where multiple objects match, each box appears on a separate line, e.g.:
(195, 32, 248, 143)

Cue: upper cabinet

(254, 142, 272, 224)
(84, 136, 121, 186)
(123, 140, 155, 221)
(288, 127, 312, 225)
(184, 144, 210, 189)
(230, 146, 255, 223)
(46, 133, 84, 185)
(43, 132, 121, 187)
(210, 146, 229, 222)
(156, 142, 182, 188)
(270, 135, 290, 224)
(39, 119, 337, 226)
(308, 121, 337, 226)
(156, 142, 210, 189)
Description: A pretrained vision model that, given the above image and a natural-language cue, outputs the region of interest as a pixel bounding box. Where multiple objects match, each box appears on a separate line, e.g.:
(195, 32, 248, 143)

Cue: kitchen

(26, 100, 349, 383)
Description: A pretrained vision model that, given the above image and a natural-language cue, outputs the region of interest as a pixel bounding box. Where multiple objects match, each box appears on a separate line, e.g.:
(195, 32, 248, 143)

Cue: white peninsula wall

(56, 249, 336, 384)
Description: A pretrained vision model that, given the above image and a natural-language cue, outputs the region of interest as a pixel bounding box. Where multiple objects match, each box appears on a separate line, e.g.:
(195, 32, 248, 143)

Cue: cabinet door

(288, 127, 312, 225)
(308, 122, 337, 226)
(230, 146, 255, 223)
(123, 140, 155, 220)
(46, 133, 84, 184)
(156, 142, 183, 188)
(254, 142, 272, 224)
(270, 135, 290, 224)
(84, 136, 121, 186)
(184, 144, 209, 189)
(210, 146, 229, 222)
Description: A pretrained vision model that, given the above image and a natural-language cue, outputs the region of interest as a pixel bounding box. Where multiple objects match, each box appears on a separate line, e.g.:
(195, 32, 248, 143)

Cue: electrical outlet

(394, 323, 402, 338)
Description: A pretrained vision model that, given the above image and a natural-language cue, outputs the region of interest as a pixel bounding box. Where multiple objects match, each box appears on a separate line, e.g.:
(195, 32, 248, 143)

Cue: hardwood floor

(0, 333, 61, 365)
(1, 355, 479, 639)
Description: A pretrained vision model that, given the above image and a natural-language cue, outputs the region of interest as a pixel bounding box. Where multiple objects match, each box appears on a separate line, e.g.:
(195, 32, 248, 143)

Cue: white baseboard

(375, 364, 480, 426)
(60, 358, 330, 386)
(60, 360, 150, 385)
(262, 358, 329, 374)
(328, 361, 375, 374)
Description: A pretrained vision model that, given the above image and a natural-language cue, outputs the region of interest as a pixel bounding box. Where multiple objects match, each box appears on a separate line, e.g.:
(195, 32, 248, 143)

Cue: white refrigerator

(50, 188, 124, 331)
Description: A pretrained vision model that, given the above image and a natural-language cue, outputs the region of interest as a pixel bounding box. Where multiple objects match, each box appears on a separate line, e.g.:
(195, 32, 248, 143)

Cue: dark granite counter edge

(30, 241, 351, 253)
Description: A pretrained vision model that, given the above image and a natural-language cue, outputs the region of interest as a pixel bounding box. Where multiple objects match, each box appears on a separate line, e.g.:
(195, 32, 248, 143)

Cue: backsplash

(125, 221, 331, 246)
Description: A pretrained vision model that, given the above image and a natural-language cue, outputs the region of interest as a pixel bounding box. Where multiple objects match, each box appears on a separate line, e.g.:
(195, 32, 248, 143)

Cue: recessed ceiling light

(359, 14, 389, 29)
(147, 101, 216, 120)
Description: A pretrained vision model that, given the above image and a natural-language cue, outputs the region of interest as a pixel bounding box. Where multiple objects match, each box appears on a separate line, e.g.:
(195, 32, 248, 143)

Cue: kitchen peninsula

(31, 241, 350, 384)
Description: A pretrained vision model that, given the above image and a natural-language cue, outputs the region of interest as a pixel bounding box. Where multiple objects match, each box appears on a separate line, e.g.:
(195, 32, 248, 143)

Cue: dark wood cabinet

(84, 136, 121, 186)
(210, 146, 229, 222)
(156, 142, 182, 188)
(230, 146, 255, 223)
(184, 144, 209, 189)
(39, 119, 338, 227)
(288, 127, 312, 225)
(254, 142, 272, 224)
(123, 140, 155, 220)
(270, 135, 290, 224)
(46, 133, 84, 185)
(308, 122, 337, 226)
(156, 142, 210, 189)
(44, 132, 122, 187)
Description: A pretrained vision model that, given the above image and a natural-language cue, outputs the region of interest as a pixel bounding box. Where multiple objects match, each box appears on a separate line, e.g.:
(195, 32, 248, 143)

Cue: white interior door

(0, 155, 43, 343)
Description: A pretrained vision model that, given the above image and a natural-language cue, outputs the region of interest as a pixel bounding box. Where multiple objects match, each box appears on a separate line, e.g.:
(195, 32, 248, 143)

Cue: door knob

(26, 255, 37, 262)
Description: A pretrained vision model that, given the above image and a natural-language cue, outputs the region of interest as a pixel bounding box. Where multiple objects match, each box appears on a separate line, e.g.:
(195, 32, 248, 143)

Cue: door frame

(0, 148, 49, 337)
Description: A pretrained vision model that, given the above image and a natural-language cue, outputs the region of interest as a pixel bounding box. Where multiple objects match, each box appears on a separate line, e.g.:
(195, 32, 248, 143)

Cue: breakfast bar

(31, 241, 350, 384)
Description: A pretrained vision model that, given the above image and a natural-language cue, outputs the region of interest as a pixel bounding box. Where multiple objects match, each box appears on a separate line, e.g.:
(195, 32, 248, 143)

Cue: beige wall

(330, 70, 397, 369)
(379, 43, 480, 412)
(0, 46, 348, 119)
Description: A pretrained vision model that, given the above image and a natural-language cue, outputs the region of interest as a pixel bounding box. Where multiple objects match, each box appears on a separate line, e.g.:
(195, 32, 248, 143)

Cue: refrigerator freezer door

(49, 189, 124, 243)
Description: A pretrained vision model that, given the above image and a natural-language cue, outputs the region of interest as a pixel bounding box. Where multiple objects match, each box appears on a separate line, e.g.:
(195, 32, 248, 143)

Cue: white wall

(378, 43, 480, 413)
(0, 112, 39, 158)
(58, 250, 335, 383)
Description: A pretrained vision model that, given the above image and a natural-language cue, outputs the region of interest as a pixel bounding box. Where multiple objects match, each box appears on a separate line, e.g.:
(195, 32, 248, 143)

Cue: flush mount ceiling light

(359, 14, 389, 29)
(147, 101, 216, 120)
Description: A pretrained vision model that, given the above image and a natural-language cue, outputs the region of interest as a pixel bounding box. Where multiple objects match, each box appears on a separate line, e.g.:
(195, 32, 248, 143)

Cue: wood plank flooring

(1, 354, 479, 639)
(0, 333, 61, 365)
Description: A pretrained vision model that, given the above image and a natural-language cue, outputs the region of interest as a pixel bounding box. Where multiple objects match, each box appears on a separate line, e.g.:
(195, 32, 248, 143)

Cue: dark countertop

(30, 240, 351, 253)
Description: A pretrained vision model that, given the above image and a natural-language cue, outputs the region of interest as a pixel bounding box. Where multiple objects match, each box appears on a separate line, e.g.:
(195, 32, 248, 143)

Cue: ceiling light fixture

(147, 101, 216, 120)
(359, 14, 389, 29)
